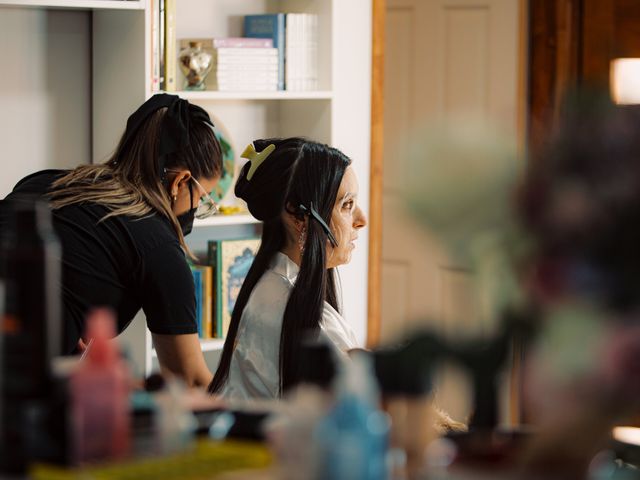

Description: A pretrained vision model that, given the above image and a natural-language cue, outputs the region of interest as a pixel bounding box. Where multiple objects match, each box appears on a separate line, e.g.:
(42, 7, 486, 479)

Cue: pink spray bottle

(69, 308, 130, 464)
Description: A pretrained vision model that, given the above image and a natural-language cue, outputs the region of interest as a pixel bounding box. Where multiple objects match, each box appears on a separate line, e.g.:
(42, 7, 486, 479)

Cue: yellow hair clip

(241, 143, 276, 181)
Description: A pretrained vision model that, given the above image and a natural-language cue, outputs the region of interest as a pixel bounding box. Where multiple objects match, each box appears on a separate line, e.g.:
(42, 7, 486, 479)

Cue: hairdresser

(0, 94, 222, 388)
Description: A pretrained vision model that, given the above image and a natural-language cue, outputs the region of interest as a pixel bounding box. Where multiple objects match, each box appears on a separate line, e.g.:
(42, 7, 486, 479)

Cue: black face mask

(176, 182, 196, 236)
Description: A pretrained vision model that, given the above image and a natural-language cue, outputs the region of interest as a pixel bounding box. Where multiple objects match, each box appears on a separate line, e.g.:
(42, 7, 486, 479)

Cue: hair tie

(241, 143, 276, 180)
(299, 202, 338, 248)
(120, 93, 214, 180)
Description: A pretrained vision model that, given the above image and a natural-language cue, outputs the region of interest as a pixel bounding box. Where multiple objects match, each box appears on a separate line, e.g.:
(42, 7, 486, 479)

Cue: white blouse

(219, 252, 358, 400)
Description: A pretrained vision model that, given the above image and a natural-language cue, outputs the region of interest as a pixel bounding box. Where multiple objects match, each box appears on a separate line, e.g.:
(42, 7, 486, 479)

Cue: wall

(0, 6, 91, 197)
(331, 0, 372, 345)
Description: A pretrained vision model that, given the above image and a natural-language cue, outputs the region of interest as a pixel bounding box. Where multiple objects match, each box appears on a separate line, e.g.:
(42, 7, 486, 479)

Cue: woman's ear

(168, 169, 191, 197)
(282, 205, 307, 234)
(295, 217, 307, 234)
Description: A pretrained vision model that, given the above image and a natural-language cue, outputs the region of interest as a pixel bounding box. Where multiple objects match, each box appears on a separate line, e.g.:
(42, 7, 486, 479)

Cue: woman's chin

(327, 252, 352, 269)
(342, 250, 354, 265)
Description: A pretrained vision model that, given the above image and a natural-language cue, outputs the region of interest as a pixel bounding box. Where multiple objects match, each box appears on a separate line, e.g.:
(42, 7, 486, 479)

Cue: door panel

(381, 0, 520, 421)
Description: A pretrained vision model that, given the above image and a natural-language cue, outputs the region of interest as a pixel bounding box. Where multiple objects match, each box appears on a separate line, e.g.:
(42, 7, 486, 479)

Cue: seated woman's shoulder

(244, 268, 292, 315)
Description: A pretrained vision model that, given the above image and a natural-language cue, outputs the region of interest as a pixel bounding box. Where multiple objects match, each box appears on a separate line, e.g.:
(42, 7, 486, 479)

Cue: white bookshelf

(194, 214, 260, 228)
(177, 90, 334, 101)
(1, 0, 372, 378)
(0, 0, 144, 10)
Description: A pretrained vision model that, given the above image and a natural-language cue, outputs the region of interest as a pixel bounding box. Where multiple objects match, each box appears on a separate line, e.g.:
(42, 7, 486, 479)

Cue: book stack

(151, 9, 319, 93)
(190, 265, 214, 339)
(244, 13, 319, 92)
(189, 238, 261, 339)
(285, 13, 319, 91)
(244, 14, 286, 90)
(208, 238, 261, 338)
(211, 37, 278, 92)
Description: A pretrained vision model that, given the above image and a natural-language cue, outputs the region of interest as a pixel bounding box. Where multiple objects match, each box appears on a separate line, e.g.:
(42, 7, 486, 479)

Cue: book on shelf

(164, 0, 177, 91)
(285, 13, 318, 92)
(213, 37, 274, 49)
(215, 68, 278, 83)
(285, 13, 298, 91)
(215, 71, 278, 82)
(157, 0, 165, 90)
(305, 14, 319, 91)
(151, 0, 176, 92)
(197, 264, 214, 339)
(209, 43, 279, 92)
(244, 14, 286, 91)
(190, 264, 214, 339)
(310, 14, 319, 90)
(208, 238, 261, 338)
(202, 265, 214, 339)
(190, 266, 203, 338)
(215, 63, 279, 72)
(214, 47, 278, 57)
(216, 72, 278, 88)
(150, 0, 160, 91)
(215, 55, 279, 65)
(214, 75, 278, 88)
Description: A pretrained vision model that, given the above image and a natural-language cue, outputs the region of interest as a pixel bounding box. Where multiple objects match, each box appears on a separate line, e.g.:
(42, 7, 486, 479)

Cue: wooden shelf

(0, 0, 145, 10)
(194, 214, 260, 227)
(152, 338, 224, 357)
(167, 90, 333, 101)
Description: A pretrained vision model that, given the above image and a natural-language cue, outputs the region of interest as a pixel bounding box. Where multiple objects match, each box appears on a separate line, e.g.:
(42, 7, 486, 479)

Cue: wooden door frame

(367, 0, 385, 348)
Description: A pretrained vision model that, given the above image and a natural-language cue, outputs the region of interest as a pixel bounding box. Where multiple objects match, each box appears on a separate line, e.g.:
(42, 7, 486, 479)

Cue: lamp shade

(611, 58, 640, 105)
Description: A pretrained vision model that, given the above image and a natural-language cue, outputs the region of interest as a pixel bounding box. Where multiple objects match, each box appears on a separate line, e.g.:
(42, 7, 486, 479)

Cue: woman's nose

(354, 206, 367, 228)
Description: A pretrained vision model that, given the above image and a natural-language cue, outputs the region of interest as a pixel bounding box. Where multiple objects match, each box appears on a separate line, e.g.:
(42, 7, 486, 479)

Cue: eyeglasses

(190, 176, 219, 219)
(166, 169, 219, 219)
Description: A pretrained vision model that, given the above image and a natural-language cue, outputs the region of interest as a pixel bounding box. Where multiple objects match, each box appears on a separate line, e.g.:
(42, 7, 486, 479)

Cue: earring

(298, 225, 306, 253)
(171, 193, 177, 205)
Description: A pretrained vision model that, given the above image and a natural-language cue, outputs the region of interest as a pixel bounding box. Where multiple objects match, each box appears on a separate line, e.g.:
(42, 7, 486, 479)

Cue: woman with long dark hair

(209, 137, 367, 399)
(0, 94, 222, 388)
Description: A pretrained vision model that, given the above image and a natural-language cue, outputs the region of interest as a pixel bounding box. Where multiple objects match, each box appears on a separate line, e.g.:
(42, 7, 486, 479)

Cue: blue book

(244, 13, 286, 90)
(191, 267, 203, 337)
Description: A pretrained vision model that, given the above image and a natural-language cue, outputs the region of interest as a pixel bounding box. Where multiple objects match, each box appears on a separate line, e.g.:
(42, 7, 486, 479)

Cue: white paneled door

(381, 0, 521, 421)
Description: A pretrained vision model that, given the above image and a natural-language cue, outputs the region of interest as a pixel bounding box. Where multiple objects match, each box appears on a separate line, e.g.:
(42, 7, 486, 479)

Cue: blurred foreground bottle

(314, 352, 390, 480)
(69, 308, 131, 464)
(0, 196, 63, 474)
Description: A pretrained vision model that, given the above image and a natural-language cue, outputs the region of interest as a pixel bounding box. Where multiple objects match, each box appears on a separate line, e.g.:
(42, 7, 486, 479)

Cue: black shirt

(0, 170, 197, 354)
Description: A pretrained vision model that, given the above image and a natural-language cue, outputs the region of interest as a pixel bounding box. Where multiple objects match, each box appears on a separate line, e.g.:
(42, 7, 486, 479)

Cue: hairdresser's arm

(152, 333, 214, 388)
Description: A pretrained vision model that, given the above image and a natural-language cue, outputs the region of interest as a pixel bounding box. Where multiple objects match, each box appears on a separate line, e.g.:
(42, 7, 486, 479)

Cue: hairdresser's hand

(183, 387, 227, 412)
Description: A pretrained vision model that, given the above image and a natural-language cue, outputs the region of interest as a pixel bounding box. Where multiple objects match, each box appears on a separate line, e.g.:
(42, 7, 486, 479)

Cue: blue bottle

(314, 352, 390, 480)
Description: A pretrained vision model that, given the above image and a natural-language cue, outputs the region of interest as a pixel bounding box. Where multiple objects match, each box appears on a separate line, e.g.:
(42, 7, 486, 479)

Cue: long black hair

(209, 137, 351, 395)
